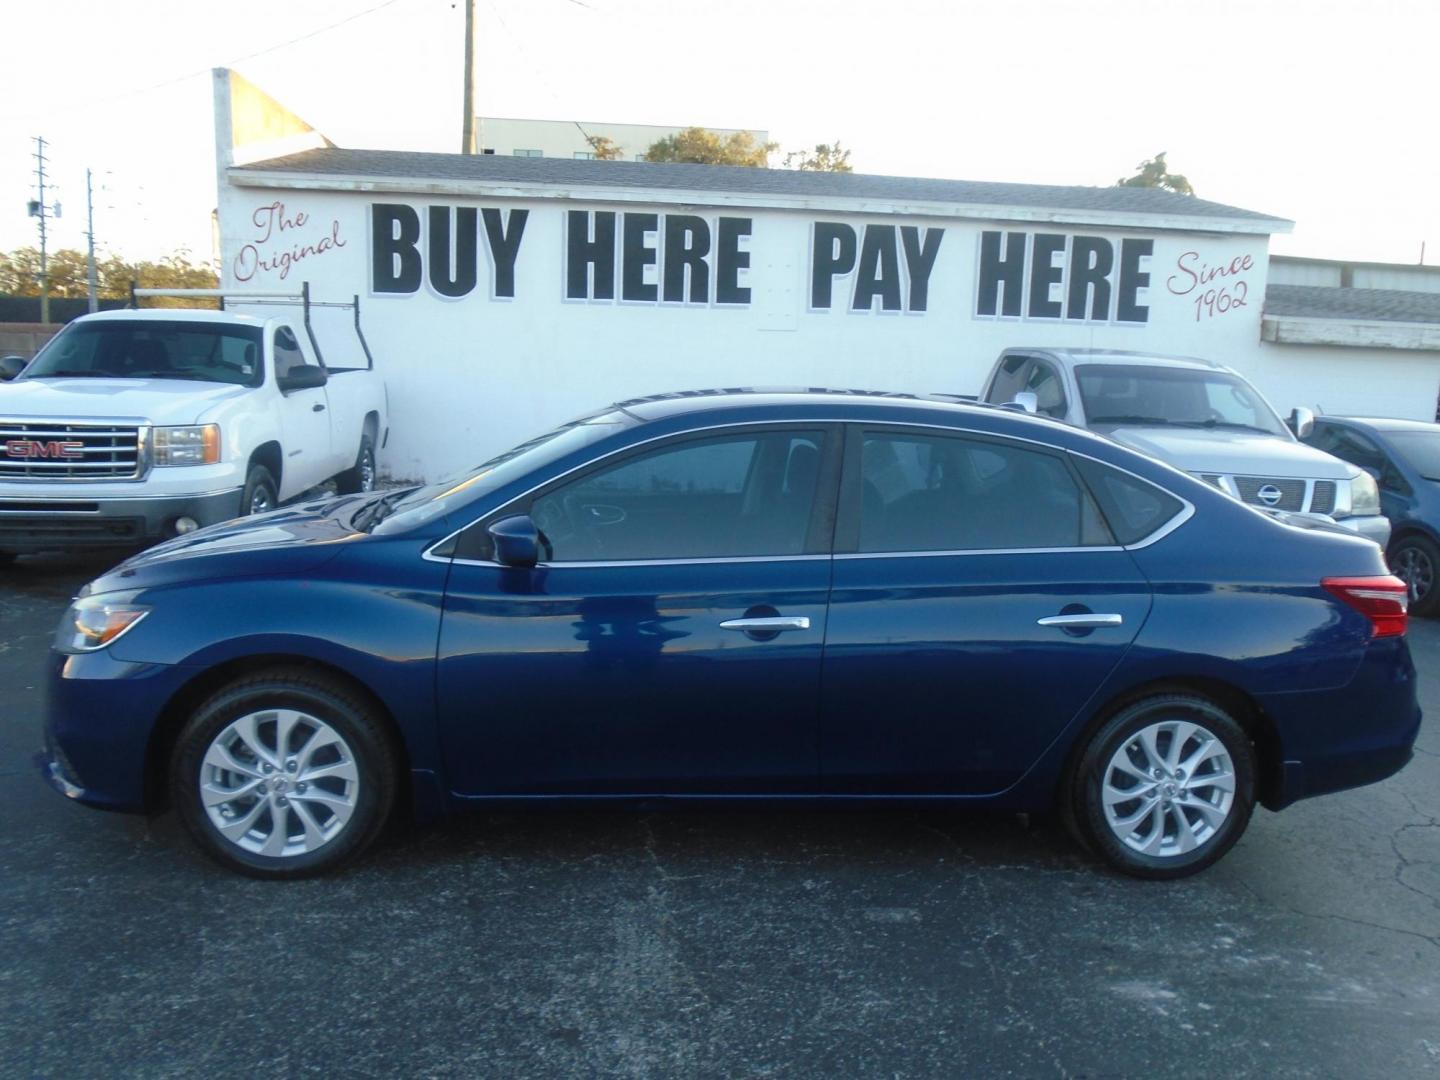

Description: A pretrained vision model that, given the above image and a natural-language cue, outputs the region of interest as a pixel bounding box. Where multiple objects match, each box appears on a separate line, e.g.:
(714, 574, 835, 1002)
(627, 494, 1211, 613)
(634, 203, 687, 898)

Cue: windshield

(1385, 430, 1440, 481)
(369, 410, 633, 534)
(1076, 364, 1288, 437)
(24, 320, 264, 387)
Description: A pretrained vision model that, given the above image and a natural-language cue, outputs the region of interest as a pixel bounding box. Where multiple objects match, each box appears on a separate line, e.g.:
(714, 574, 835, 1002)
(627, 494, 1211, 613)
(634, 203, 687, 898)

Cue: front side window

(985, 354, 1031, 404)
(272, 327, 313, 382)
(1076, 364, 1287, 437)
(530, 430, 827, 562)
(856, 431, 1111, 552)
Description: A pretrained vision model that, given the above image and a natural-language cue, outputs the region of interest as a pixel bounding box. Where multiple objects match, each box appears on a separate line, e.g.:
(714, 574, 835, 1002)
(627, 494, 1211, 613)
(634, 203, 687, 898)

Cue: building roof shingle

(233, 148, 1287, 226)
(1264, 285, 1440, 324)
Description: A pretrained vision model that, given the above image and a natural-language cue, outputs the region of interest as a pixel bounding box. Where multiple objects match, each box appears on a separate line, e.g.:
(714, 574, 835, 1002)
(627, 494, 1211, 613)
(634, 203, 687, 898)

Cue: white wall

(1247, 342, 1440, 422)
(217, 183, 1273, 481)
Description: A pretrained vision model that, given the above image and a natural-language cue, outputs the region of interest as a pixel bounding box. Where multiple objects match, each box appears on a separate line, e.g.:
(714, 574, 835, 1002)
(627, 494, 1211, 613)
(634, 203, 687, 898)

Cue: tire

(241, 464, 278, 517)
(335, 434, 376, 495)
(1389, 533, 1440, 617)
(1064, 694, 1255, 880)
(170, 667, 397, 878)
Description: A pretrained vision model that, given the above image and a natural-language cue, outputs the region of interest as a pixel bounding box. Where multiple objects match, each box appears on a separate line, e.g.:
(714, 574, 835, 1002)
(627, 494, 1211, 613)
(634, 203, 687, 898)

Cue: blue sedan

(39, 391, 1420, 879)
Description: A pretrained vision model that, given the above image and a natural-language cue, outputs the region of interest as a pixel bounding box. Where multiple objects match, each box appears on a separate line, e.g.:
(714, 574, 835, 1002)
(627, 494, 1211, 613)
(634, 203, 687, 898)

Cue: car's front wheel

(170, 668, 397, 878)
(1389, 533, 1440, 617)
(1064, 694, 1255, 879)
(335, 434, 376, 495)
(241, 464, 278, 517)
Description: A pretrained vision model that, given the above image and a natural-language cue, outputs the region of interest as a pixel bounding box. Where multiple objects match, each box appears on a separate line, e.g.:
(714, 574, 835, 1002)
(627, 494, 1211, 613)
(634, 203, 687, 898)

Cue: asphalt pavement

(1, 553, 1437, 1079)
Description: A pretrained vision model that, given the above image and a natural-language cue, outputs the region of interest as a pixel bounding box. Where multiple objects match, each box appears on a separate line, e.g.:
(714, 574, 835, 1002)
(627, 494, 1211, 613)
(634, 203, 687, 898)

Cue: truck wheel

(241, 465, 278, 516)
(1064, 694, 1255, 880)
(1389, 533, 1440, 617)
(335, 435, 376, 495)
(170, 667, 397, 878)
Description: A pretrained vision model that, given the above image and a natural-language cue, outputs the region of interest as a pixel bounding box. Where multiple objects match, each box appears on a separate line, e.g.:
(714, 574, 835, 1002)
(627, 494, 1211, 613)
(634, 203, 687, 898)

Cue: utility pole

(31, 136, 50, 323)
(460, 0, 477, 154)
(85, 168, 99, 313)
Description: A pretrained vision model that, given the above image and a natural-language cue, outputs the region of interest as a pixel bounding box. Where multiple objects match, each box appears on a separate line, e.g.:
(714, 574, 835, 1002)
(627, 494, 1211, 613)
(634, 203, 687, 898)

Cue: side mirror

(1288, 406, 1315, 440)
(0, 355, 27, 381)
(1002, 391, 1038, 414)
(488, 514, 540, 568)
(278, 365, 328, 393)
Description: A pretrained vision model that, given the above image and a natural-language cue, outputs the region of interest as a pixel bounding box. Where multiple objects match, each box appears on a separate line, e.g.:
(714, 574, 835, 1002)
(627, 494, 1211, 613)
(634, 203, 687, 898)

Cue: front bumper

(39, 649, 190, 812)
(1333, 512, 1391, 547)
(0, 487, 242, 553)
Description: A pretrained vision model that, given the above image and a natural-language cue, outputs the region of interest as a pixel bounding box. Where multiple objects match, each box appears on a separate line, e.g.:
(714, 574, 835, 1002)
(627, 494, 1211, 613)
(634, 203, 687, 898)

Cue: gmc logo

(5, 439, 85, 460)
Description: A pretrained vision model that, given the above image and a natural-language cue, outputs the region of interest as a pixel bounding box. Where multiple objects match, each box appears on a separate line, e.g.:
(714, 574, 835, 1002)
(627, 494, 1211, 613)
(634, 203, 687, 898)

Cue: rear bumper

(0, 488, 241, 552)
(1259, 636, 1421, 810)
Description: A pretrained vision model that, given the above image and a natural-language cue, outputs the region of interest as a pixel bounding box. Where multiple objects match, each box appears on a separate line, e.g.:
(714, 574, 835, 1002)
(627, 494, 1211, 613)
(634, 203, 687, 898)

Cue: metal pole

(85, 168, 98, 313)
(461, 0, 477, 154)
(34, 136, 49, 324)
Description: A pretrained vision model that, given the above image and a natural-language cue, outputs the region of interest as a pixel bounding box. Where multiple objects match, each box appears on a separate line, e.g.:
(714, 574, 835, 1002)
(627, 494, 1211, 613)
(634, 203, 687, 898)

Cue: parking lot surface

(2, 554, 1437, 1079)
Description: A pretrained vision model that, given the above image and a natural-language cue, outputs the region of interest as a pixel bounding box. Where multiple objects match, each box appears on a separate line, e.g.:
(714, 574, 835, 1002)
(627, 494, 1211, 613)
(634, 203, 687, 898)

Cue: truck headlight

(1348, 468, 1381, 516)
(56, 593, 150, 653)
(153, 424, 220, 466)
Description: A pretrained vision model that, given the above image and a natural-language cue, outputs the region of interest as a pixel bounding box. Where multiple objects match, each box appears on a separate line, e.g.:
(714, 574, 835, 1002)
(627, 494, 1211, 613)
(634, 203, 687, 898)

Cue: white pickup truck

(977, 347, 1390, 546)
(0, 288, 386, 562)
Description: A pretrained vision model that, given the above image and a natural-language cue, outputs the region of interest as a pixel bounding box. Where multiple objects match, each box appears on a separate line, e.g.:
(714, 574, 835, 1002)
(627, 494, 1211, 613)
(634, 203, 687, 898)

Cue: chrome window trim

(421, 417, 1196, 565)
(834, 546, 1126, 561)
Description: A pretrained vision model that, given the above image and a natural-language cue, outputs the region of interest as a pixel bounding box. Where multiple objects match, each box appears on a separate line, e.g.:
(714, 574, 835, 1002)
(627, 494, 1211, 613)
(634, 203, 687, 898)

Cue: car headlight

(153, 424, 220, 466)
(56, 593, 150, 653)
(1348, 468, 1381, 516)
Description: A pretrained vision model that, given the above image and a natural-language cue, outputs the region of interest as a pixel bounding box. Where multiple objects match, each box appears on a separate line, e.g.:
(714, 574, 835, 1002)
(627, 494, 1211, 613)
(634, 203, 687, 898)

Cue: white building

(209, 70, 1440, 481)
(474, 117, 769, 162)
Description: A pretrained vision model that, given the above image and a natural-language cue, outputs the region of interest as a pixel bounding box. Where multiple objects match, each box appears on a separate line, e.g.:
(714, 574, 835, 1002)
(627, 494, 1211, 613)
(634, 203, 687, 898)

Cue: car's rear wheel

(1065, 694, 1255, 879)
(1389, 533, 1440, 617)
(171, 668, 396, 878)
(335, 434, 376, 495)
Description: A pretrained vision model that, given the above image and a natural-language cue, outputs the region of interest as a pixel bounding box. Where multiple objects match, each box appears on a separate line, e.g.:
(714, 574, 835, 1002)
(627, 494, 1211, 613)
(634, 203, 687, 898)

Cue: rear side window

(855, 431, 1112, 552)
(1073, 457, 1185, 545)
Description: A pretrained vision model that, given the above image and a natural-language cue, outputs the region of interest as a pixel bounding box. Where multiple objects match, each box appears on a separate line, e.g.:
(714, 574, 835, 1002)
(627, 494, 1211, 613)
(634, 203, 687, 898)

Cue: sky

(1, 0, 1436, 267)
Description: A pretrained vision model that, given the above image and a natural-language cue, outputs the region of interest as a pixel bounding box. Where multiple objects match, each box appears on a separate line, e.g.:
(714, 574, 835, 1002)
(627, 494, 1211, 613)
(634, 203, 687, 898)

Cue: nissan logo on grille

(5, 439, 84, 460)
(1256, 484, 1284, 506)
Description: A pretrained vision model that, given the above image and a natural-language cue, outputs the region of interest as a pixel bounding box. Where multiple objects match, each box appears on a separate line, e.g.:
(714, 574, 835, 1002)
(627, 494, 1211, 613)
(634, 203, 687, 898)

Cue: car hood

(87, 495, 374, 593)
(1102, 426, 1353, 479)
(2, 377, 249, 426)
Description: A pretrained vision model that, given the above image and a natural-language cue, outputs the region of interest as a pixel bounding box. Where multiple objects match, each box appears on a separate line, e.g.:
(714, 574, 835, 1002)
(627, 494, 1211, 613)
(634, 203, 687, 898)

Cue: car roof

(74, 308, 269, 329)
(613, 387, 1007, 421)
(1004, 348, 1225, 372)
(1319, 415, 1440, 434)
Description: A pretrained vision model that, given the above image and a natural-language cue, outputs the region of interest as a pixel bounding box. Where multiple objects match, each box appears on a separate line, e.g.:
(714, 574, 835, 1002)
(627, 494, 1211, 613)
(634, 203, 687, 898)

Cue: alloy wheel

(1101, 719, 1236, 857)
(199, 708, 360, 858)
(360, 449, 376, 492)
(1393, 545, 1434, 604)
(249, 487, 274, 515)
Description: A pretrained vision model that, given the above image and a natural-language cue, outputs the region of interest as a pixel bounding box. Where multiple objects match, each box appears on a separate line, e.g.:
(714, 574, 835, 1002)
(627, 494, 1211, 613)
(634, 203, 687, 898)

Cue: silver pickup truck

(978, 347, 1390, 546)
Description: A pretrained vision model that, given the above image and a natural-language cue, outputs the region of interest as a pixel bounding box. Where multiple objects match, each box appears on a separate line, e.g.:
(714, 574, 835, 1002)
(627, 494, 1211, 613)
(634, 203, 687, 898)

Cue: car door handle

(1037, 613, 1123, 629)
(312, 403, 326, 412)
(719, 616, 811, 632)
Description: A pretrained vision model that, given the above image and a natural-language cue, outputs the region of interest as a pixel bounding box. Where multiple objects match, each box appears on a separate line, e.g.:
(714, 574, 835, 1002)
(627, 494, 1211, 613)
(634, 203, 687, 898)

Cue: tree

(783, 142, 853, 173)
(585, 135, 623, 160)
(1115, 152, 1194, 196)
(0, 246, 219, 308)
(643, 127, 778, 167)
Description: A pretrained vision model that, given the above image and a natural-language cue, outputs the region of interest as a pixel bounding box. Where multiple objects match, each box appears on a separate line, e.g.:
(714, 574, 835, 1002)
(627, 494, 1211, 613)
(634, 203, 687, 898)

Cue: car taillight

(1322, 575, 1409, 638)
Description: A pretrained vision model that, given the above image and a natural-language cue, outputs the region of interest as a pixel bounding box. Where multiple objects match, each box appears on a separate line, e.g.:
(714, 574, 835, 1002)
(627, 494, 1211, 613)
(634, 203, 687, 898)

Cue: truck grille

(1200, 474, 1341, 515)
(1235, 477, 1307, 512)
(0, 421, 143, 480)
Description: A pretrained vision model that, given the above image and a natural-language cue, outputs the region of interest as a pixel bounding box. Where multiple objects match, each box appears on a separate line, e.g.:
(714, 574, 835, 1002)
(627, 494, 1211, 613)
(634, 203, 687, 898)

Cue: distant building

(474, 117, 769, 162)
